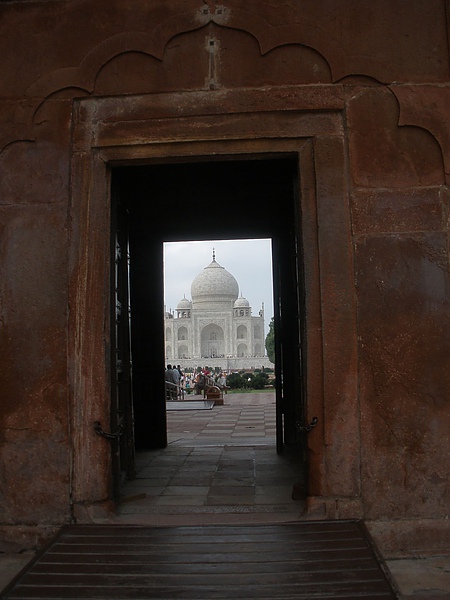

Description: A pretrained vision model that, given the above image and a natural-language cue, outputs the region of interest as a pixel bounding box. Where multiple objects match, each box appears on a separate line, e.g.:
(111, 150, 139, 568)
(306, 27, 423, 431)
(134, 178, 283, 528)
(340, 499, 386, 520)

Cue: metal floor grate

(3, 521, 400, 599)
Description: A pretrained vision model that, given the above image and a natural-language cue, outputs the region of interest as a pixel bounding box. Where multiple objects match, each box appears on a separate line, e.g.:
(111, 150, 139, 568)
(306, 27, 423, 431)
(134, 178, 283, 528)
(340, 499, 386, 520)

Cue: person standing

(172, 365, 181, 398)
(165, 364, 178, 400)
(218, 372, 228, 394)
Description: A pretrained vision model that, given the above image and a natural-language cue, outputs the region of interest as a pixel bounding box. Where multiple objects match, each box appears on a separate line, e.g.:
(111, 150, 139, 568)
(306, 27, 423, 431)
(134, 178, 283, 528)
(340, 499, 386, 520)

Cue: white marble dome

(177, 296, 192, 310)
(191, 255, 239, 307)
(234, 296, 250, 308)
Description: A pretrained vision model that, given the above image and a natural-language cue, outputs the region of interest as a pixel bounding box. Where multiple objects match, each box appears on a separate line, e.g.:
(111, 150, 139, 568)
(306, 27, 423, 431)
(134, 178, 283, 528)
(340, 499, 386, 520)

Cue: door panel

(273, 228, 304, 452)
(111, 201, 135, 498)
(128, 234, 167, 450)
(272, 237, 284, 454)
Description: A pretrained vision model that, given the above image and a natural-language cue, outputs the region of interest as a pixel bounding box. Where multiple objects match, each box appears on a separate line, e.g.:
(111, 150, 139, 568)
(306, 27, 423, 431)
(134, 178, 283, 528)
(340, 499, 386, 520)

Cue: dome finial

(212, 247, 216, 262)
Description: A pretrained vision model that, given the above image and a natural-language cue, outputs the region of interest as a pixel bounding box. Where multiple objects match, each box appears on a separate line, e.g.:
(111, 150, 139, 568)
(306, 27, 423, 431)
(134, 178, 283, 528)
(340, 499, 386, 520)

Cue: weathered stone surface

(97, 110, 343, 150)
(0, 526, 57, 551)
(68, 152, 114, 505)
(217, 26, 332, 87)
(356, 233, 450, 520)
(351, 188, 444, 235)
(0, 0, 448, 555)
(313, 136, 359, 497)
(94, 29, 210, 95)
(347, 87, 444, 188)
(0, 141, 68, 205)
(213, 0, 449, 83)
(0, 203, 70, 525)
(0, 1, 447, 97)
(0, 2, 190, 95)
(91, 86, 344, 124)
(392, 84, 450, 184)
(0, 205, 68, 406)
(367, 519, 450, 558)
(1, 1, 448, 150)
(297, 141, 326, 497)
(0, 431, 69, 524)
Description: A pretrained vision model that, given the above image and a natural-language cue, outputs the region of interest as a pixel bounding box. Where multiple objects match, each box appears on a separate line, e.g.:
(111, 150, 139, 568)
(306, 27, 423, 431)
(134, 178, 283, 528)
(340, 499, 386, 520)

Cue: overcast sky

(164, 239, 273, 334)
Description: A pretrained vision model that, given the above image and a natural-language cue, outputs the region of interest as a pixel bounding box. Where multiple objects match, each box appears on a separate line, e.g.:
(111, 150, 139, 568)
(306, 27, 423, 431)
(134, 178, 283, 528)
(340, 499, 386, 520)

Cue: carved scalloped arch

(3, 3, 446, 163)
(0, 4, 341, 153)
(391, 84, 450, 184)
(213, 4, 342, 64)
(1, 7, 211, 152)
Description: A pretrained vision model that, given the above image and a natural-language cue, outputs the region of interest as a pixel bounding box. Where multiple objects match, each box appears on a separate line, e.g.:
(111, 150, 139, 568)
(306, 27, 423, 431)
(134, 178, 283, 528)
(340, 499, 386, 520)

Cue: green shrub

(227, 373, 243, 389)
(250, 375, 267, 389)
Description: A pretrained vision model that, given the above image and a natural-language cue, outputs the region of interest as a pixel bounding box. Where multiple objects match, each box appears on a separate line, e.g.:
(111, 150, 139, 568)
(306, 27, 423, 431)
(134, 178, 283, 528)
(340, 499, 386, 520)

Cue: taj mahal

(164, 251, 274, 371)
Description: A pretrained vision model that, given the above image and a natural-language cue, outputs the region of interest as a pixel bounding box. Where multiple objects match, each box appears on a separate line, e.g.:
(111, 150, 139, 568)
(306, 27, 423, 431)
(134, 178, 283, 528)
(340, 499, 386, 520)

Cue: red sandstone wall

(0, 1, 448, 552)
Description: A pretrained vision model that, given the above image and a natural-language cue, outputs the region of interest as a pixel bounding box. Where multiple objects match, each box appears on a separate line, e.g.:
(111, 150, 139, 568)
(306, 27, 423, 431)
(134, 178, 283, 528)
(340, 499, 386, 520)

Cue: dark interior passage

(112, 157, 305, 468)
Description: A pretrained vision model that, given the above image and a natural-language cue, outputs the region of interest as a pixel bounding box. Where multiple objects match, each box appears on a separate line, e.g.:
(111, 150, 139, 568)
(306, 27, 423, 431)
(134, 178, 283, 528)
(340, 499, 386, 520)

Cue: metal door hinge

(94, 421, 123, 440)
(296, 417, 318, 433)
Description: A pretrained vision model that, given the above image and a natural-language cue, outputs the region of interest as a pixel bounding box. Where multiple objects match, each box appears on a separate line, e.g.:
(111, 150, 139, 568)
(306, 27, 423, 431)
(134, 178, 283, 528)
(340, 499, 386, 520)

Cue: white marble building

(164, 252, 273, 370)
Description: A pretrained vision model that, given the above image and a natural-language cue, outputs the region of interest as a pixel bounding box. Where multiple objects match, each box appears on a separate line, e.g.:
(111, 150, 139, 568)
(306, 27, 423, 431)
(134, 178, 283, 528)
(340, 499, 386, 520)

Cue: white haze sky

(164, 239, 273, 335)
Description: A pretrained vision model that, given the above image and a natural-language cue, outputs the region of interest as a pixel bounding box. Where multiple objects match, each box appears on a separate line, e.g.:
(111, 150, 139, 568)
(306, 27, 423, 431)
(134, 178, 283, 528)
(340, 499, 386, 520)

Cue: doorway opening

(163, 237, 274, 394)
(163, 238, 276, 443)
(111, 156, 307, 511)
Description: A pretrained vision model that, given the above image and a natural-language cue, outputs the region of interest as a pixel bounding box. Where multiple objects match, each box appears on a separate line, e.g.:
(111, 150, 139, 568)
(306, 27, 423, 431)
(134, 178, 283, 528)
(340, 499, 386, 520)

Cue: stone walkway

(167, 390, 277, 445)
(117, 391, 304, 524)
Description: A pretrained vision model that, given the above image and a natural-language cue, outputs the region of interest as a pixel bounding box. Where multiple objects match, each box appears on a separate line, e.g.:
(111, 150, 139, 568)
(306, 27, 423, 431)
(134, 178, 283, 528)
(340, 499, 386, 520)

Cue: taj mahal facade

(164, 252, 274, 371)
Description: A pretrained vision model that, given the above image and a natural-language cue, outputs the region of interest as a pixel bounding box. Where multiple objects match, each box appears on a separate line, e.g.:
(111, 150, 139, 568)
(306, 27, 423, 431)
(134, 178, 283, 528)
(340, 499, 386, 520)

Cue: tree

(265, 316, 275, 363)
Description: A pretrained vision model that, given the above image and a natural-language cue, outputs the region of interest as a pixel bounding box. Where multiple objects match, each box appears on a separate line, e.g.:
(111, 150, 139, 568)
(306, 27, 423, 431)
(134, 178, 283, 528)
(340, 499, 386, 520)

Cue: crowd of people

(164, 365, 228, 400)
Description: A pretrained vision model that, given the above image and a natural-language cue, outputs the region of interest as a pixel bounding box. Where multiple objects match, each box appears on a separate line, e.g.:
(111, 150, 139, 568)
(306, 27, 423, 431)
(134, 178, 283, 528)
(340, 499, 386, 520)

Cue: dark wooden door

(127, 231, 167, 450)
(111, 201, 136, 498)
(272, 223, 304, 452)
(272, 236, 284, 454)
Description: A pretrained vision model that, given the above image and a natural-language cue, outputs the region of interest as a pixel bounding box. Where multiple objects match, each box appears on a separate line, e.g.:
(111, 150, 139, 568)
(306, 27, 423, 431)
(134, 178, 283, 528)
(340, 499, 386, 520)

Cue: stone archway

(177, 326, 188, 341)
(201, 323, 224, 358)
(69, 89, 359, 520)
(237, 324, 247, 339)
(178, 345, 188, 359)
(237, 343, 248, 357)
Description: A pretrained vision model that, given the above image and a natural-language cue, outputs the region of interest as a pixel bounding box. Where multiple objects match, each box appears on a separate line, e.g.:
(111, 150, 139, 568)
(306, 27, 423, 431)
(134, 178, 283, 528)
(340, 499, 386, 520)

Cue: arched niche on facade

(237, 325, 247, 339)
(177, 326, 188, 341)
(201, 323, 224, 357)
(178, 345, 188, 359)
(237, 343, 248, 357)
